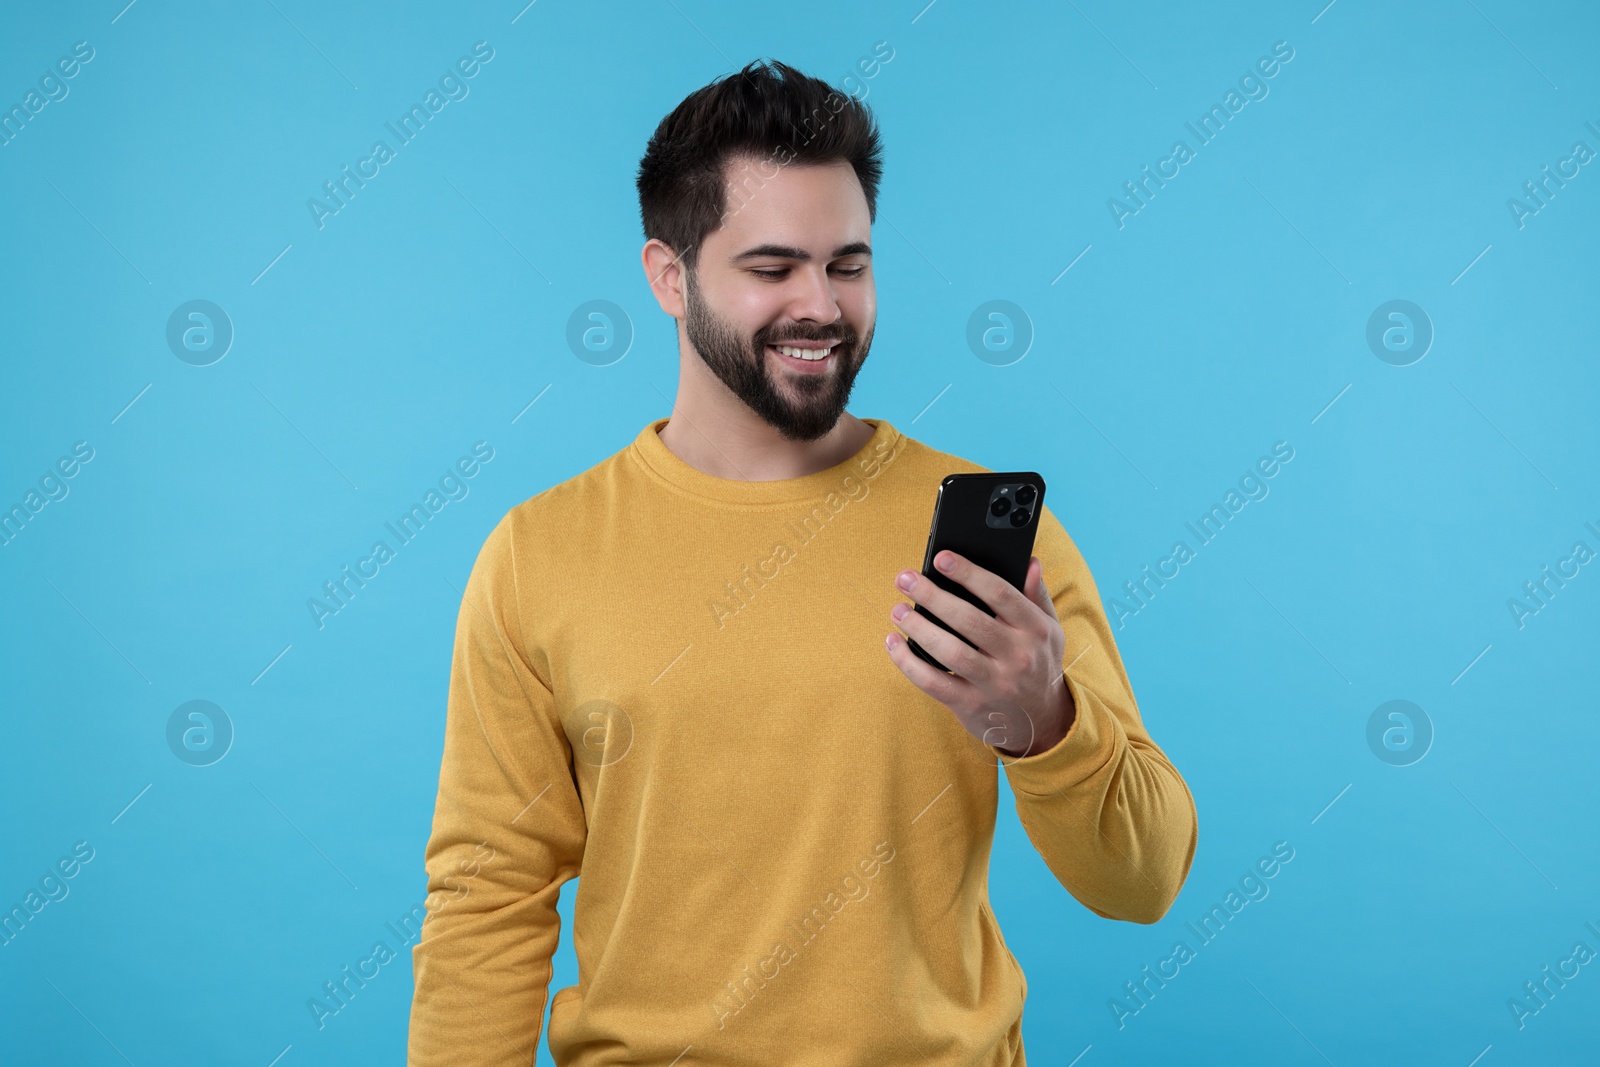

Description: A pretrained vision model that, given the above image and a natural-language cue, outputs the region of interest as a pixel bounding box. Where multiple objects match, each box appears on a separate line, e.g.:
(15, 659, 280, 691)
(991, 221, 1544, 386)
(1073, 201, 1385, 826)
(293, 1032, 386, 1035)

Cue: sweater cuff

(995, 669, 1125, 797)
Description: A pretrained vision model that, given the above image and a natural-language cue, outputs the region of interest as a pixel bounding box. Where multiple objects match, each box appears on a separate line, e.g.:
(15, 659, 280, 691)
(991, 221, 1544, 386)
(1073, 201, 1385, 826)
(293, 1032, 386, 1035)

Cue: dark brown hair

(636, 59, 884, 275)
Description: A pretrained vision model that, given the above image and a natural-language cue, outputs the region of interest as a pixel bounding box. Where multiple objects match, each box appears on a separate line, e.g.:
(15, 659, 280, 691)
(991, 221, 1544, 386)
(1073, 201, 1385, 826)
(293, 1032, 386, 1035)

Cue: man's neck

(656, 407, 875, 483)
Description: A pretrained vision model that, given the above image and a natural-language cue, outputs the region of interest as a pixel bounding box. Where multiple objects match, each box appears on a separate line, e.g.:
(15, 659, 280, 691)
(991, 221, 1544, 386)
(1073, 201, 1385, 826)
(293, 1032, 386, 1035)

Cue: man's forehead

(709, 158, 869, 257)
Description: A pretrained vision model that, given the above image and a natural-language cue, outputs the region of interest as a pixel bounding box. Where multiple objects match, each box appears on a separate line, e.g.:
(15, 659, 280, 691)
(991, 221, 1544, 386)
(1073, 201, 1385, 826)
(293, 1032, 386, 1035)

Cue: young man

(408, 60, 1196, 1066)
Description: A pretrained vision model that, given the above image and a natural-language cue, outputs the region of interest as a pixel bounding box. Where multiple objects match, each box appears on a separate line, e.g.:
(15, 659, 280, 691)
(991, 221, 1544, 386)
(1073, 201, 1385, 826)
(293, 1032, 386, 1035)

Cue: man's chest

(530, 509, 996, 829)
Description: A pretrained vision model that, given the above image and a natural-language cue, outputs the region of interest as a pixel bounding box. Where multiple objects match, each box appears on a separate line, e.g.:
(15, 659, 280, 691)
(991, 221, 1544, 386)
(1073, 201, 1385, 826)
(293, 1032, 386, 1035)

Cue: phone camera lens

(990, 497, 1011, 517)
(1015, 484, 1036, 506)
(1010, 508, 1030, 528)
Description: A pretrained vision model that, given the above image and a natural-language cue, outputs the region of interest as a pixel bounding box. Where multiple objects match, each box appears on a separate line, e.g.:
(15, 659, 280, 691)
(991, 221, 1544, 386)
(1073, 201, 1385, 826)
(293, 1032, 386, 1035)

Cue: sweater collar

(629, 416, 902, 507)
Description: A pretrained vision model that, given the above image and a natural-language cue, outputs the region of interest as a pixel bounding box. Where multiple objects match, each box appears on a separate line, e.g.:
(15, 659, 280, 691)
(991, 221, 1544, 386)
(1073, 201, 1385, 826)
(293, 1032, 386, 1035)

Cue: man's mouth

(767, 342, 838, 364)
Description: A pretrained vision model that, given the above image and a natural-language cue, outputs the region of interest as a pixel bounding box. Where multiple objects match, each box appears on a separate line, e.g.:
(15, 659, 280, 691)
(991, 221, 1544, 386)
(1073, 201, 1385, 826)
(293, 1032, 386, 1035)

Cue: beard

(683, 266, 872, 442)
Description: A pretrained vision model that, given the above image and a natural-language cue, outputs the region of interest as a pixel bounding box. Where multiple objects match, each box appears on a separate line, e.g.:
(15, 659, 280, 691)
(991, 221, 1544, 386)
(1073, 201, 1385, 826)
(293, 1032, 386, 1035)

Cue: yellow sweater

(408, 417, 1197, 1066)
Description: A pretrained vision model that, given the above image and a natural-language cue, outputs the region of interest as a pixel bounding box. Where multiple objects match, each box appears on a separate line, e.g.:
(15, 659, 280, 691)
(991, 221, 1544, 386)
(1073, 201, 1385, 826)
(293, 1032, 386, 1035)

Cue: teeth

(774, 344, 833, 361)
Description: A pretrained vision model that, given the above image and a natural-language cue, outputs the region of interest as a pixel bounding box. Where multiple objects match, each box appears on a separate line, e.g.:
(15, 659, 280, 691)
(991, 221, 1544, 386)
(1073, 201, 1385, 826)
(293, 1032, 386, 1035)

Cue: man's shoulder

(484, 422, 1007, 532)
(886, 427, 998, 483)
(491, 431, 638, 540)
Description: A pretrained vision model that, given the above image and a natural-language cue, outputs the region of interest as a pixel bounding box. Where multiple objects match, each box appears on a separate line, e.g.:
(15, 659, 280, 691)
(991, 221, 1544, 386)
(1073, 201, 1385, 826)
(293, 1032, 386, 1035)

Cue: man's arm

(993, 506, 1197, 924)
(409, 510, 587, 1065)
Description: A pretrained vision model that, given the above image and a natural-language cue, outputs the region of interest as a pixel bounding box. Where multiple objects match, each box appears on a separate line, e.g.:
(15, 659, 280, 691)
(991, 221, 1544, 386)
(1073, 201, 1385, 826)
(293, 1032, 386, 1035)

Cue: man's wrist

(997, 674, 1076, 758)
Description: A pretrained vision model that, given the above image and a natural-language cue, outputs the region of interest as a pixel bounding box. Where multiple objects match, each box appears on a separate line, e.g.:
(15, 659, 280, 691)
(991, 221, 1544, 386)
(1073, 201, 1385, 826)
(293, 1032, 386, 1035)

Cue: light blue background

(3, 1, 1597, 1064)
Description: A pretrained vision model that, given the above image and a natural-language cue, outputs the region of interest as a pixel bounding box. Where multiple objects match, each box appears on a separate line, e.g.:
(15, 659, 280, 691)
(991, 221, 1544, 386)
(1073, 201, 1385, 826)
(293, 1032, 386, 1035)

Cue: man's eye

(751, 267, 867, 279)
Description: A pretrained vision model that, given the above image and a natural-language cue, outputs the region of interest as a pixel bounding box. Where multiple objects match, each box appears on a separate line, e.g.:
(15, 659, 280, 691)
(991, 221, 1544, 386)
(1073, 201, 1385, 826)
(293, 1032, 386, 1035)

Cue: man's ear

(642, 239, 687, 318)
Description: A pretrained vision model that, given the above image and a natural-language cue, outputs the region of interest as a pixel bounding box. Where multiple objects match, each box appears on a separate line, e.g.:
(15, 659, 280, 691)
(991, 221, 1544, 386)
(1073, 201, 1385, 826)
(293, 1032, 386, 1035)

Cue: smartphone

(907, 472, 1047, 673)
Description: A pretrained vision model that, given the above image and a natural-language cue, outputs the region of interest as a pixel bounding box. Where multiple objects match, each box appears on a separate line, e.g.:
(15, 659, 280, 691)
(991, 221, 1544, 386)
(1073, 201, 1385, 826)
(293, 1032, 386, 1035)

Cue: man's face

(681, 157, 875, 442)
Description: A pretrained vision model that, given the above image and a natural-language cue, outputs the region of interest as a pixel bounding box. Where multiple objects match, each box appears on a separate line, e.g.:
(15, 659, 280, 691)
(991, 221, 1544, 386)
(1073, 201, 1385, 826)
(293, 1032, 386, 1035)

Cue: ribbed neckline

(629, 416, 902, 507)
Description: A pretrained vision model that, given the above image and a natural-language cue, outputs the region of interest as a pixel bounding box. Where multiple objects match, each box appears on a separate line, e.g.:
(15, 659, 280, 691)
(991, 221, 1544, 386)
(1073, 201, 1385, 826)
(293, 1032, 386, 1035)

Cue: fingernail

(935, 553, 955, 573)
(897, 571, 916, 591)
(891, 603, 909, 621)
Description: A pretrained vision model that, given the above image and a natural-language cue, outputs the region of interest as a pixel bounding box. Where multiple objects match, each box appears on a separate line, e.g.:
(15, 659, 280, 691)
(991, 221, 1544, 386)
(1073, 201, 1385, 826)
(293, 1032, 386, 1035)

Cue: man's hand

(885, 550, 1076, 759)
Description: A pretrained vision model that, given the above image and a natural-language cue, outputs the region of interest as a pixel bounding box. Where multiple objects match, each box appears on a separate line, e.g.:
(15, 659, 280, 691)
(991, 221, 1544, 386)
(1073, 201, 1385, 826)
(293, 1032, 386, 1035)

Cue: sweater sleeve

(408, 509, 588, 1065)
(994, 504, 1197, 924)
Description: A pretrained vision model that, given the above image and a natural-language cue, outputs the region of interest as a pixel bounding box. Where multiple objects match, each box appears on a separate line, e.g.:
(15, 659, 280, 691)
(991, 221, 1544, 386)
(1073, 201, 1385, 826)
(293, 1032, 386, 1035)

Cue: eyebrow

(730, 241, 872, 263)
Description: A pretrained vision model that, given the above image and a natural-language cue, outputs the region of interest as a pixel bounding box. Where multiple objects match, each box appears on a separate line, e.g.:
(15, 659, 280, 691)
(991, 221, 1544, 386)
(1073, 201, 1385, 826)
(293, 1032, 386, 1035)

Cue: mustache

(761, 331, 852, 345)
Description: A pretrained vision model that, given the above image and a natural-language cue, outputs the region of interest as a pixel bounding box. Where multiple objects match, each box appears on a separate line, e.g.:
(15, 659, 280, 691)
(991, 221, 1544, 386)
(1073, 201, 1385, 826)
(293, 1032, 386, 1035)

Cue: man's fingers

(891, 600, 989, 684)
(1026, 556, 1054, 615)
(896, 564, 1007, 656)
(931, 550, 1045, 630)
(886, 631, 976, 707)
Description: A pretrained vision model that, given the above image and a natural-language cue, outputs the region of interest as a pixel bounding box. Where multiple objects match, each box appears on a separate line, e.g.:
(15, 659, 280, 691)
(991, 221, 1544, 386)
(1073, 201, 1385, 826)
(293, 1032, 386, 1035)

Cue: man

(409, 59, 1196, 1066)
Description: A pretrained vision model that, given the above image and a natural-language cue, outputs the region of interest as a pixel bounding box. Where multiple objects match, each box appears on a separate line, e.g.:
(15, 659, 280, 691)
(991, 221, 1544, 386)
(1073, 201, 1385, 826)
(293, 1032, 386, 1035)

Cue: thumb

(1026, 556, 1053, 614)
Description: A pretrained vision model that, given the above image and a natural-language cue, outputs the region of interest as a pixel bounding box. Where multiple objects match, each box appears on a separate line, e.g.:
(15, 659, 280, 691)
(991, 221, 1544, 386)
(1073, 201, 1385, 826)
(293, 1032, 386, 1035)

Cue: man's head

(637, 60, 883, 442)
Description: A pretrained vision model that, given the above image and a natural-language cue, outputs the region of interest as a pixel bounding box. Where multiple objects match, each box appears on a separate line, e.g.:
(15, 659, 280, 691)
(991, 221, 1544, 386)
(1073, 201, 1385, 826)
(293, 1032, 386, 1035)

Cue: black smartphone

(907, 472, 1047, 673)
